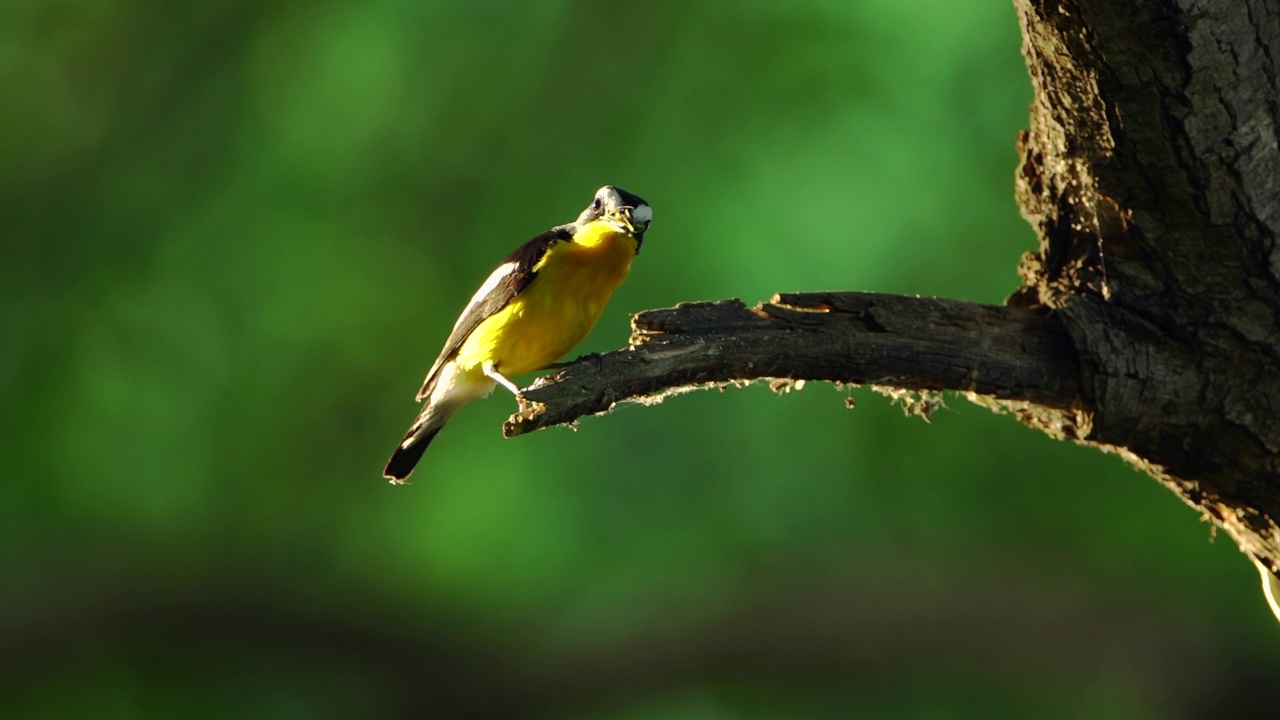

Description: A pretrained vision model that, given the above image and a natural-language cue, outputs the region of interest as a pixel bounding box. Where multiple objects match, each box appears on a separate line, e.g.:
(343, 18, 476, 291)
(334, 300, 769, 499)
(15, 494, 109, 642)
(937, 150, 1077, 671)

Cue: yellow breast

(455, 223, 637, 378)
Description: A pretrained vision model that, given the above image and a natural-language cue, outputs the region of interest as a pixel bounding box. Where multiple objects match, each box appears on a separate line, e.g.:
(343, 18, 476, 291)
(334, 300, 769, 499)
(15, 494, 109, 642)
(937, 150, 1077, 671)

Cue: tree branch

(510, 0, 1280, 614)
(504, 292, 1083, 437)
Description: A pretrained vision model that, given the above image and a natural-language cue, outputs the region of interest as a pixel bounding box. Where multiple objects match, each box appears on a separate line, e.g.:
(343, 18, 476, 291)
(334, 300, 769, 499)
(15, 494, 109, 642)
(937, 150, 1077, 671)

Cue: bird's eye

(591, 198, 602, 211)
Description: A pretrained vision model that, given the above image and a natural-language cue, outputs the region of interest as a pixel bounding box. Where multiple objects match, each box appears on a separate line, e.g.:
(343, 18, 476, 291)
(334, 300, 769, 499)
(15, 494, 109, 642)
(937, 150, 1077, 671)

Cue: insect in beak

(609, 206, 636, 234)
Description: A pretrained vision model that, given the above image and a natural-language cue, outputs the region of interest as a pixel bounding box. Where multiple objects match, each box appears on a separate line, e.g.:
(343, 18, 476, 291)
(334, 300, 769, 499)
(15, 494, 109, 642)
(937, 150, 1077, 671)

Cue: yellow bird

(384, 185, 652, 483)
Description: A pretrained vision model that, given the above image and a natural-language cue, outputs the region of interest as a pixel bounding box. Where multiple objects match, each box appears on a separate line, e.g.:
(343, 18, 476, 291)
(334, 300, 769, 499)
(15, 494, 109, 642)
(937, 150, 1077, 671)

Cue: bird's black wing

(415, 224, 574, 400)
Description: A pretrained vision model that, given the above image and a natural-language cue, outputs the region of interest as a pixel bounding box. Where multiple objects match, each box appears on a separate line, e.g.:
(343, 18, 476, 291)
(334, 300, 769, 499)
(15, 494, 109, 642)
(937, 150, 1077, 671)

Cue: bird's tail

(383, 406, 455, 483)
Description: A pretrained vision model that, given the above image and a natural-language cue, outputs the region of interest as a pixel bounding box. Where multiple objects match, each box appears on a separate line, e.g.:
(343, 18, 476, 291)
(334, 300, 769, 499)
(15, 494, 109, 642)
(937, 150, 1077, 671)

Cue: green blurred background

(2, 1, 1276, 718)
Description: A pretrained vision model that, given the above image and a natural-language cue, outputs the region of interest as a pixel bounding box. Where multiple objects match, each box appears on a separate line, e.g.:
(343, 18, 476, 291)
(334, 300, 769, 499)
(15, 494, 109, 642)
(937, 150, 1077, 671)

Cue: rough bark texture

(505, 293, 1084, 436)
(509, 0, 1280, 582)
(1009, 0, 1280, 578)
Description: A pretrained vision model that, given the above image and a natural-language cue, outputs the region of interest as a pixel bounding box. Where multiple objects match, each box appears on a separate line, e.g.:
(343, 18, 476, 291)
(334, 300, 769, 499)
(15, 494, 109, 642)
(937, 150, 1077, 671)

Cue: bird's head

(576, 185, 652, 245)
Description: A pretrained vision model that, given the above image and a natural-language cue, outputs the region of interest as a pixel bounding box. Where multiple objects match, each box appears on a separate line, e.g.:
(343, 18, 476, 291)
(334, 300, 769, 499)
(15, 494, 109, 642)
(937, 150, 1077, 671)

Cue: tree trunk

(1010, 0, 1280, 596)
(509, 0, 1280, 608)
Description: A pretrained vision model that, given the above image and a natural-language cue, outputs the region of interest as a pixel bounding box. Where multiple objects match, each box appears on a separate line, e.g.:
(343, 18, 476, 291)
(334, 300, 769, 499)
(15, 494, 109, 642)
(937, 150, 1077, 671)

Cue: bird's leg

(483, 361, 527, 411)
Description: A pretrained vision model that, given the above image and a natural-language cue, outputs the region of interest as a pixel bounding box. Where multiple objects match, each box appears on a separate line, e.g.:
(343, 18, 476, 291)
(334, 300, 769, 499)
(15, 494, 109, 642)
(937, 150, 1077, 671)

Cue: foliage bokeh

(3, 1, 1277, 718)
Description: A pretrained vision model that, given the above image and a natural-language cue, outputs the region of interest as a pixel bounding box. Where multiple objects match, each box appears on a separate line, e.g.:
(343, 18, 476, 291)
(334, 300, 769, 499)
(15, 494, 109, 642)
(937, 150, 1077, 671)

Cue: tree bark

(503, 293, 1083, 437)
(507, 0, 1280, 596)
(1010, 0, 1280, 589)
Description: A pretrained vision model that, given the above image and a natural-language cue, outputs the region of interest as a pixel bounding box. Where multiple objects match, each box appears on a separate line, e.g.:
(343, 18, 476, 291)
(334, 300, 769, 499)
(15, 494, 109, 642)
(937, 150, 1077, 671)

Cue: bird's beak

(606, 207, 637, 234)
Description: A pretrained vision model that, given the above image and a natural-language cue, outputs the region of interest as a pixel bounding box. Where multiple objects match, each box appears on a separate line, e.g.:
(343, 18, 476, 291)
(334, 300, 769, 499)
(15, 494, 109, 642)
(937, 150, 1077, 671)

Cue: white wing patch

(452, 260, 518, 334)
(632, 204, 653, 225)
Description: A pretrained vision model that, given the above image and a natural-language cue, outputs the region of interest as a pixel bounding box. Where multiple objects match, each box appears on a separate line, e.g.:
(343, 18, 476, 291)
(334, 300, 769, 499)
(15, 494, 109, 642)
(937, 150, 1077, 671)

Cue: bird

(383, 185, 652, 483)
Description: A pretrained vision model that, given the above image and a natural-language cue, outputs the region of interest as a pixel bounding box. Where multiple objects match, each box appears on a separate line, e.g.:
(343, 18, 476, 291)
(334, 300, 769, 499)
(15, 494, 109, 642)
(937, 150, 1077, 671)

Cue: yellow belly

(455, 225, 636, 379)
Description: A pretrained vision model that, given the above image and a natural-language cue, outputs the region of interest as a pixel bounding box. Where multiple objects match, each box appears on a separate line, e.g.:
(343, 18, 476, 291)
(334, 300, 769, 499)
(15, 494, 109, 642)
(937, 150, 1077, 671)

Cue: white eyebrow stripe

(452, 260, 518, 332)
